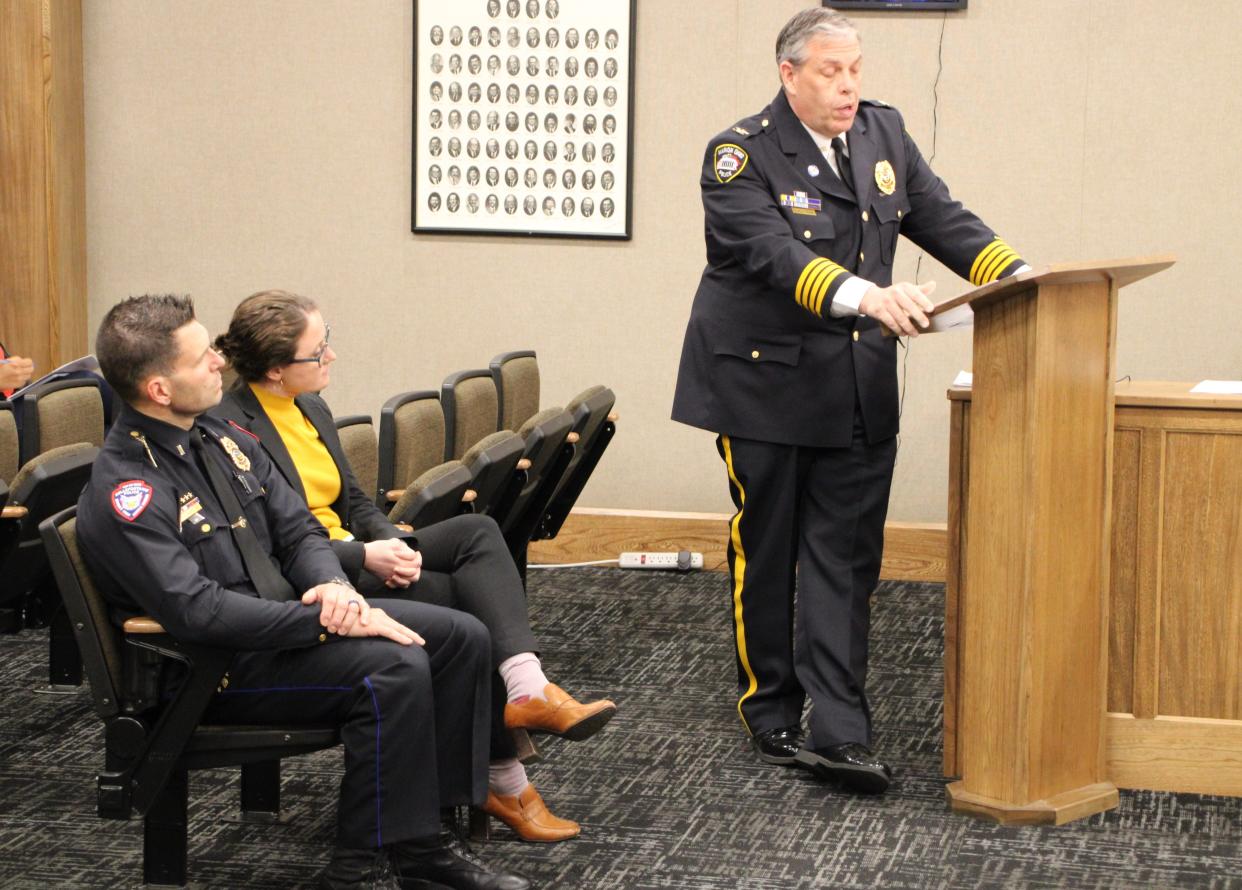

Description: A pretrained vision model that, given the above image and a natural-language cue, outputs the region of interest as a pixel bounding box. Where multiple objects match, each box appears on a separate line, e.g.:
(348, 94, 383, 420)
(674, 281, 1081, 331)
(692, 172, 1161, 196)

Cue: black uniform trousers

(205, 599, 491, 850)
(717, 410, 896, 749)
(357, 514, 539, 761)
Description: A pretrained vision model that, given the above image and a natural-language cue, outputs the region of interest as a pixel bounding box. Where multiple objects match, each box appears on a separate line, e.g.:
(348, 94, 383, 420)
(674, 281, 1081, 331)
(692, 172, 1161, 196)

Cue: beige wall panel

(82, 1, 1242, 521)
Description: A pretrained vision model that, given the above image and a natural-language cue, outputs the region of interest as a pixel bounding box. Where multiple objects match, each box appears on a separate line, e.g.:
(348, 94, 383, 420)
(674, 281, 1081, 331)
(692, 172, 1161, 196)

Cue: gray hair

(775, 7, 859, 67)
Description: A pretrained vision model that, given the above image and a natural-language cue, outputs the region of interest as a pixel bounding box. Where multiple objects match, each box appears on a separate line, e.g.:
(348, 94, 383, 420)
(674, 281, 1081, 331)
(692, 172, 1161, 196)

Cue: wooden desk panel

(947, 382, 1242, 796)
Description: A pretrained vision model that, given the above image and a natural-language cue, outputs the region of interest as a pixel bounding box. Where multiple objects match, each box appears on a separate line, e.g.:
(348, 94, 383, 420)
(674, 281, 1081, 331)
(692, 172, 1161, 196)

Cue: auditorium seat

(492, 407, 576, 572)
(333, 413, 380, 506)
(377, 389, 477, 528)
(40, 507, 340, 888)
(441, 368, 501, 461)
(536, 386, 619, 541)
(17, 376, 105, 465)
(490, 349, 540, 433)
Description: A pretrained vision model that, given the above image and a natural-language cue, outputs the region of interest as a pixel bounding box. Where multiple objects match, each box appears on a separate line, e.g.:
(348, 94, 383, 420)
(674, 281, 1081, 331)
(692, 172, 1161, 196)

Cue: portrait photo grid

(412, 0, 633, 238)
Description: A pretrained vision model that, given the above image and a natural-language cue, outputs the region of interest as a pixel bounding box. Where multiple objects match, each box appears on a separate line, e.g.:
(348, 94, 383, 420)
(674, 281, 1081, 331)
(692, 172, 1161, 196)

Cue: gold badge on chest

(874, 160, 896, 196)
(219, 436, 251, 472)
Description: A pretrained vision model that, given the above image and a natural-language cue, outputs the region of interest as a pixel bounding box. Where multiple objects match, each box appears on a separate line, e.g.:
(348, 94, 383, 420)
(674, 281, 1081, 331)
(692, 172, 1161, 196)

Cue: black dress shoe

(318, 846, 400, 889)
(794, 742, 893, 793)
(752, 725, 804, 766)
(390, 832, 531, 890)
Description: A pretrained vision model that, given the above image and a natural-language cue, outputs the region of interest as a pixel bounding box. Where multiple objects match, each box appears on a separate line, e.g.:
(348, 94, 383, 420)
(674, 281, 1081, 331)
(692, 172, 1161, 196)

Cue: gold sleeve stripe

(800, 261, 836, 309)
(980, 247, 1020, 285)
(810, 266, 847, 315)
(970, 239, 1021, 286)
(795, 257, 847, 314)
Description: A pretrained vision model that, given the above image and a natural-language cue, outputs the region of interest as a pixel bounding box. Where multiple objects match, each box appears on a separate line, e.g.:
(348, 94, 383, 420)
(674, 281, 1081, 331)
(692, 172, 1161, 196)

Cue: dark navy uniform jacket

(77, 403, 346, 650)
(672, 89, 1024, 447)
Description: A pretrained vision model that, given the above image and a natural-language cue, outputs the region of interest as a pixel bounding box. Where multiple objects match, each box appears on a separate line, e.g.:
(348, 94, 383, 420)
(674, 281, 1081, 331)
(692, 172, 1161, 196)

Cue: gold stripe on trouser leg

(721, 435, 760, 733)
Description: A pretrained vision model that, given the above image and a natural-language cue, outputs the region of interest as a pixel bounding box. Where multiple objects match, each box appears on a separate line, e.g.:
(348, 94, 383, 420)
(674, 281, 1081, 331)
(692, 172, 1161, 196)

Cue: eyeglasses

(288, 325, 331, 366)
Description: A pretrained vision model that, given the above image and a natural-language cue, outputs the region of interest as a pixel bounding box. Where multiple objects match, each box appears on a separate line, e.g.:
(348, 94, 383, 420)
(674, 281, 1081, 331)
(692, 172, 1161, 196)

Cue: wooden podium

(935, 256, 1174, 825)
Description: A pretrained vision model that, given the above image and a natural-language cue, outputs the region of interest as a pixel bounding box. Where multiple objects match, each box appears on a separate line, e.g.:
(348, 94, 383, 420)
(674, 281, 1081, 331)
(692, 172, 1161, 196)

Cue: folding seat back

(334, 413, 379, 506)
(538, 385, 618, 540)
(378, 389, 447, 503)
(18, 377, 105, 465)
(387, 460, 475, 530)
(459, 430, 526, 516)
(0, 401, 18, 485)
(378, 389, 478, 525)
(40, 508, 340, 888)
(493, 408, 575, 562)
(441, 369, 500, 461)
(1, 443, 99, 610)
(490, 350, 540, 432)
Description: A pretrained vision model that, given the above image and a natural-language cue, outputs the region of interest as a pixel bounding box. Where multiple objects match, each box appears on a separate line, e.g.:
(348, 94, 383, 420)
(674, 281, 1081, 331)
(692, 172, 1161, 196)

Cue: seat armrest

(123, 617, 166, 634)
(385, 490, 401, 503)
(607, 410, 619, 422)
(394, 523, 413, 532)
(461, 489, 478, 504)
(1, 505, 28, 520)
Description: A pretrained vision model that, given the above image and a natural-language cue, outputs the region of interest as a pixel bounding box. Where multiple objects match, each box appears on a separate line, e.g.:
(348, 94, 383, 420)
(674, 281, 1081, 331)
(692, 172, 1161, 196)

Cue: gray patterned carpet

(0, 569, 1239, 889)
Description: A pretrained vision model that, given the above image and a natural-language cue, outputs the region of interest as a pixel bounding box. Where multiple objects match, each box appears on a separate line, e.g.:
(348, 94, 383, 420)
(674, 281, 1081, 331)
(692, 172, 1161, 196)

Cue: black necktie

(189, 429, 295, 602)
(831, 137, 854, 196)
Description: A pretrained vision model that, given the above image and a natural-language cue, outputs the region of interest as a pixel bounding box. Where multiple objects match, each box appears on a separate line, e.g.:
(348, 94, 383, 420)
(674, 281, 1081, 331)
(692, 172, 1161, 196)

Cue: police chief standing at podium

(672, 6, 1028, 792)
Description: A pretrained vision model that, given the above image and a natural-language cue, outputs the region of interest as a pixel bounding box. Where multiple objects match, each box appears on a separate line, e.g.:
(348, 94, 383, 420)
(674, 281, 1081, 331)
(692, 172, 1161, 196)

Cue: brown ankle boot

(481, 783, 580, 843)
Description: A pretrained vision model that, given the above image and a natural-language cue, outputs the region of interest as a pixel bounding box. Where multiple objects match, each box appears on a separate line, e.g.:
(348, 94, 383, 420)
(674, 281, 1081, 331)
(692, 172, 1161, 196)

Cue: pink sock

(498, 652, 550, 703)
(488, 758, 529, 798)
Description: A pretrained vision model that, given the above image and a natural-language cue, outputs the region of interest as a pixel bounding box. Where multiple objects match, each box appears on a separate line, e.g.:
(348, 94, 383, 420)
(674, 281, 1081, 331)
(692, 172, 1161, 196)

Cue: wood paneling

(0, 0, 87, 368)
(949, 384, 1242, 797)
(526, 508, 947, 583)
(1158, 430, 1242, 719)
(1107, 714, 1242, 796)
(1108, 427, 1141, 713)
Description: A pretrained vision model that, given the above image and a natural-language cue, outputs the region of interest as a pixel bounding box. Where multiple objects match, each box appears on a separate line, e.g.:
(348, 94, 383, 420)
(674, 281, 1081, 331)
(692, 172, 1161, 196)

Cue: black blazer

(211, 383, 413, 583)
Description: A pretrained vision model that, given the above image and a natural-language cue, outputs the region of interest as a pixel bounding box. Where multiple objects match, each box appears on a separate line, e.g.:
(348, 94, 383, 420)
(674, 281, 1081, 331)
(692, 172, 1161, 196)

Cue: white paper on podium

(1190, 379, 1242, 394)
(928, 303, 975, 332)
(951, 370, 973, 388)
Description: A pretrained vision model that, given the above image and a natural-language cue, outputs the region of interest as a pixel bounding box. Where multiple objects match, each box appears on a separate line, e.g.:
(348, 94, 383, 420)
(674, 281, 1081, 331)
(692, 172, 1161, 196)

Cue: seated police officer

(76, 294, 530, 890)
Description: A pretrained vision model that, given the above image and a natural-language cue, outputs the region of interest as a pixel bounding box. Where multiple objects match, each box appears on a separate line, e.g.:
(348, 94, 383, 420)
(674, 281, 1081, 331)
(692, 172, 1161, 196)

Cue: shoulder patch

(714, 144, 749, 183)
(112, 479, 154, 522)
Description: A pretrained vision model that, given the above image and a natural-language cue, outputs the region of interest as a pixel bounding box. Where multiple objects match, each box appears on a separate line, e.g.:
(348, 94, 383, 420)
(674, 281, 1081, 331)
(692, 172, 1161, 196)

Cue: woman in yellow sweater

(212, 290, 615, 844)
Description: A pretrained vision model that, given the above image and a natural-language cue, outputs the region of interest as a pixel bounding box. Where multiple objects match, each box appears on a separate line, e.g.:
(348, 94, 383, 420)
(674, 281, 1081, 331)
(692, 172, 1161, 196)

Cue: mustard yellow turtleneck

(250, 384, 350, 541)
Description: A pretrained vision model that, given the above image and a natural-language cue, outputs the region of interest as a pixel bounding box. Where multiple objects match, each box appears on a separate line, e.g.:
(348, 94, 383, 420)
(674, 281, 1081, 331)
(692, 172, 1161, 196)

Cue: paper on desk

(951, 370, 973, 388)
(928, 303, 974, 332)
(1190, 379, 1242, 394)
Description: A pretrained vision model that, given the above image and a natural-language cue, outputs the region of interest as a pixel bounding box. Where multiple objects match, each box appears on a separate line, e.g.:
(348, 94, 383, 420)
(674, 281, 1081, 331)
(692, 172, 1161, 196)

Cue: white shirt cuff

(828, 275, 875, 318)
(1011, 263, 1032, 276)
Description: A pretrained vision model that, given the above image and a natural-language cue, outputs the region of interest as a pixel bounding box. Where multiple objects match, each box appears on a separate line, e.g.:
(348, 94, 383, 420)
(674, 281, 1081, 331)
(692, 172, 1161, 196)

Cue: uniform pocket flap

(872, 197, 910, 224)
(794, 215, 836, 242)
(713, 330, 802, 366)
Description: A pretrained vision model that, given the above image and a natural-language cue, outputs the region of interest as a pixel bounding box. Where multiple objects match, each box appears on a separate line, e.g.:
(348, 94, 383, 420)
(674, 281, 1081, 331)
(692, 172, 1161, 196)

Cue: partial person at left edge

(76, 294, 531, 890)
(0, 340, 35, 398)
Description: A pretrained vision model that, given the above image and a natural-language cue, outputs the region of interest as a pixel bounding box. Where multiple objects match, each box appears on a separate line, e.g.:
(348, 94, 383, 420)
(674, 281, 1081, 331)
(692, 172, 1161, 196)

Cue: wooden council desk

(945, 381, 1242, 796)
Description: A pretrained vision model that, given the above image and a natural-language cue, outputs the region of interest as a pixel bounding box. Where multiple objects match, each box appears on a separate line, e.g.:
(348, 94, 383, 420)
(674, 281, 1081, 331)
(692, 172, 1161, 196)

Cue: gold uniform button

(318, 633, 328, 643)
(803, 229, 812, 239)
(859, 251, 865, 262)
(861, 211, 869, 222)
(897, 209, 903, 219)
(220, 677, 229, 689)
(129, 431, 140, 438)
(751, 350, 760, 359)
(853, 331, 860, 342)
(201, 523, 211, 533)
(761, 118, 769, 127)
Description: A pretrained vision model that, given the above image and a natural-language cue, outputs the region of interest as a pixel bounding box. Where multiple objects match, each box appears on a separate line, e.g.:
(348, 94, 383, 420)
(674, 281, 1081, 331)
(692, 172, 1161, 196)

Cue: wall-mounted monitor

(826, 1, 967, 10)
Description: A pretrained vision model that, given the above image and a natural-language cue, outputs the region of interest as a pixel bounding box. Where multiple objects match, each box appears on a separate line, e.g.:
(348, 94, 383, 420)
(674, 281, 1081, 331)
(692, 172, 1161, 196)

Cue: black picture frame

(411, 0, 636, 240)
(825, 1, 967, 10)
